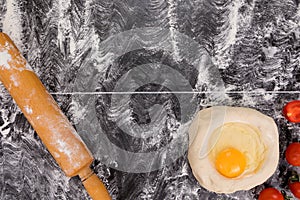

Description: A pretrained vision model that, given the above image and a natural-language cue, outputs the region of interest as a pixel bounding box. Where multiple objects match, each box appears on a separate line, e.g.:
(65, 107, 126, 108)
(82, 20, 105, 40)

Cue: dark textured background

(0, 0, 300, 199)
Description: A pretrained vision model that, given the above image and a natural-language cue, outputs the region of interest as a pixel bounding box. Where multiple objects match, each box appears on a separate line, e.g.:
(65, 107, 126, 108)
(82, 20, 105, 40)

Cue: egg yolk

(215, 147, 246, 178)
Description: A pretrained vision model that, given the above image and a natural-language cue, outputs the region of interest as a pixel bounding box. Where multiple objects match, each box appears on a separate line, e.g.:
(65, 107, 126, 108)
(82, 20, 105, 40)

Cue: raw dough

(188, 106, 279, 193)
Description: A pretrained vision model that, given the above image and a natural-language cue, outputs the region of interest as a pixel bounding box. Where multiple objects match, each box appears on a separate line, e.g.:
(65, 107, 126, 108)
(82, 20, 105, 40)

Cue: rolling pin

(0, 32, 111, 200)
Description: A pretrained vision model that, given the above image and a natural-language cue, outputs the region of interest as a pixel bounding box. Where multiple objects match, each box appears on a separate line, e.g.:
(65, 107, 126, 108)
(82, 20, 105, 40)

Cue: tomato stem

(288, 171, 300, 184)
(281, 190, 292, 200)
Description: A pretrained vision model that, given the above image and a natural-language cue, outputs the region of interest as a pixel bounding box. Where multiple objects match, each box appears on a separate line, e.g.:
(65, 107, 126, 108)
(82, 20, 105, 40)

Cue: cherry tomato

(289, 172, 300, 199)
(283, 100, 300, 123)
(285, 142, 300, 166)
(289, 182, 300, 198)
(258, 188, 284, 200)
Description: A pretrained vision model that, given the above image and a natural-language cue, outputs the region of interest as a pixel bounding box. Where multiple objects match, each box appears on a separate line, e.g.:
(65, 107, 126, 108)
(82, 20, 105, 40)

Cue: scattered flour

(70, 99, 86, 124)
(94, 51, 115, 72)
(25, 63, 33, 71)
(24, 105, 33, 115)
(57, 0, 76, 56)
(2, 0, 23, 50)
(53, 152, 61, 158)
(0, 51, 12, 69)
(10, 74, 19, 87)
(167, 0, 181, 62)
(57, 139, 72, 157)
(222, 0, 243, 50)
(262, 46, 278, 58)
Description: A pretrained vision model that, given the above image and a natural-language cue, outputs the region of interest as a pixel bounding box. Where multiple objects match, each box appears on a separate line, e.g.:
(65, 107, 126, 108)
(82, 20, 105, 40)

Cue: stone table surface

(0, 0, 300, 199)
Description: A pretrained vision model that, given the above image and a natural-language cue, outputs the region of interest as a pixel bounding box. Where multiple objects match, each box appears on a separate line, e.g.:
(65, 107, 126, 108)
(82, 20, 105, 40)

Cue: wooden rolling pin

(0, 32, 111, 200)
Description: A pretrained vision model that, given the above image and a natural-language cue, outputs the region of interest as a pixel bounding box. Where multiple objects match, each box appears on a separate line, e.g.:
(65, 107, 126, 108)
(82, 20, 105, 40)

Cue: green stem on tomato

(281, 190, 292, 200)
(288, 171, 300, 184)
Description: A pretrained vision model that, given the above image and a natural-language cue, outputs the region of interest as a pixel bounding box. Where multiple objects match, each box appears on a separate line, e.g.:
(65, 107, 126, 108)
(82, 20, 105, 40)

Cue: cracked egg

(188, 106, 279, 193)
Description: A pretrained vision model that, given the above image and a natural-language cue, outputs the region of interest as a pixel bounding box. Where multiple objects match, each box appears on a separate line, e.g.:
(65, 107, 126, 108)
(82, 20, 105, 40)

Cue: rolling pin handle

(79, 167, 112, 200)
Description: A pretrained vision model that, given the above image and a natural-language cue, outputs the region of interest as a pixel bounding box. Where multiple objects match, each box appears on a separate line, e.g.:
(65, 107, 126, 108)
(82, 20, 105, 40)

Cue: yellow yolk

(215, 147, 246, 178)
(208, 122, 266, 179)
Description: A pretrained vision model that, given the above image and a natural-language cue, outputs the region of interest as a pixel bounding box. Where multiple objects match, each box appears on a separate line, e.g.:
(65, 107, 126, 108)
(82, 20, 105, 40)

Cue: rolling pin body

(0, 33, 111, 200)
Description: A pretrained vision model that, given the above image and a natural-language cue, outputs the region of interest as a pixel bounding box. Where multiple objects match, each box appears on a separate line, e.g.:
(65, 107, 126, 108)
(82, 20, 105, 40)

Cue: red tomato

(283, 100, 300, 123)
(285, 142, 300, 166)
(258, 188, 284, 200)
(289, 182, 300, 198)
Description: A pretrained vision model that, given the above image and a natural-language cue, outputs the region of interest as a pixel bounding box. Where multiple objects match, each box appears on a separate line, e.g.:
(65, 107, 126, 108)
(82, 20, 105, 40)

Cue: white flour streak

(69, 37, 76, 56)
(0, 51, 12, 69)
(70, 99, 86, 124)
(223, 0, 242, 50)
(167, 0, 181, 62)
(95, 51, 115, 72)
(264, 93, 274, 101)
(57, 0, 76, 56)
(2, 0, 23, 49)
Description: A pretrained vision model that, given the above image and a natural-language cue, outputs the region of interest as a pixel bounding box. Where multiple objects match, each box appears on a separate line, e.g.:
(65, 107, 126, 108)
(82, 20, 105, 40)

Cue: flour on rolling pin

(24, 105, 33, 115)
(0, 32, 112, 200)
(0, 51, 12, 69)
(10, 74, 20, 87)
(0, 41, 33, 72)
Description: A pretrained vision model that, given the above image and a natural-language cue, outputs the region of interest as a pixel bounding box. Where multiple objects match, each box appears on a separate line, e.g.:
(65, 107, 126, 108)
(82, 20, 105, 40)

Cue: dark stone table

(0, 0, 299, 199)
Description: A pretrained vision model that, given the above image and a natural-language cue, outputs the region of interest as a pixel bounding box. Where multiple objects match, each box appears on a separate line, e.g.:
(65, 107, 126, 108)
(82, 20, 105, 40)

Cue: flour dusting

(24, 105, 33, 115)
(2, 0, 23, 49)
(57, 0, 76, 56)
(0, 51, 12, 69)
(57, 139, 72, 157)
(167, 0, 181, 62)
(262, 46, 278, 58)
(70, 99, 86, 124)
(25, 63, 33, 71)
(10, 75, 19, 87)
(222, 0, 243, 50)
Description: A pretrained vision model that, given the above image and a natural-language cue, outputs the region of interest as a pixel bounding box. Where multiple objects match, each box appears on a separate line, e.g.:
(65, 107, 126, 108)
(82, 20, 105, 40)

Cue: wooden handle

(0, 32, 111, 199)
(79, 168, 112, 200)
